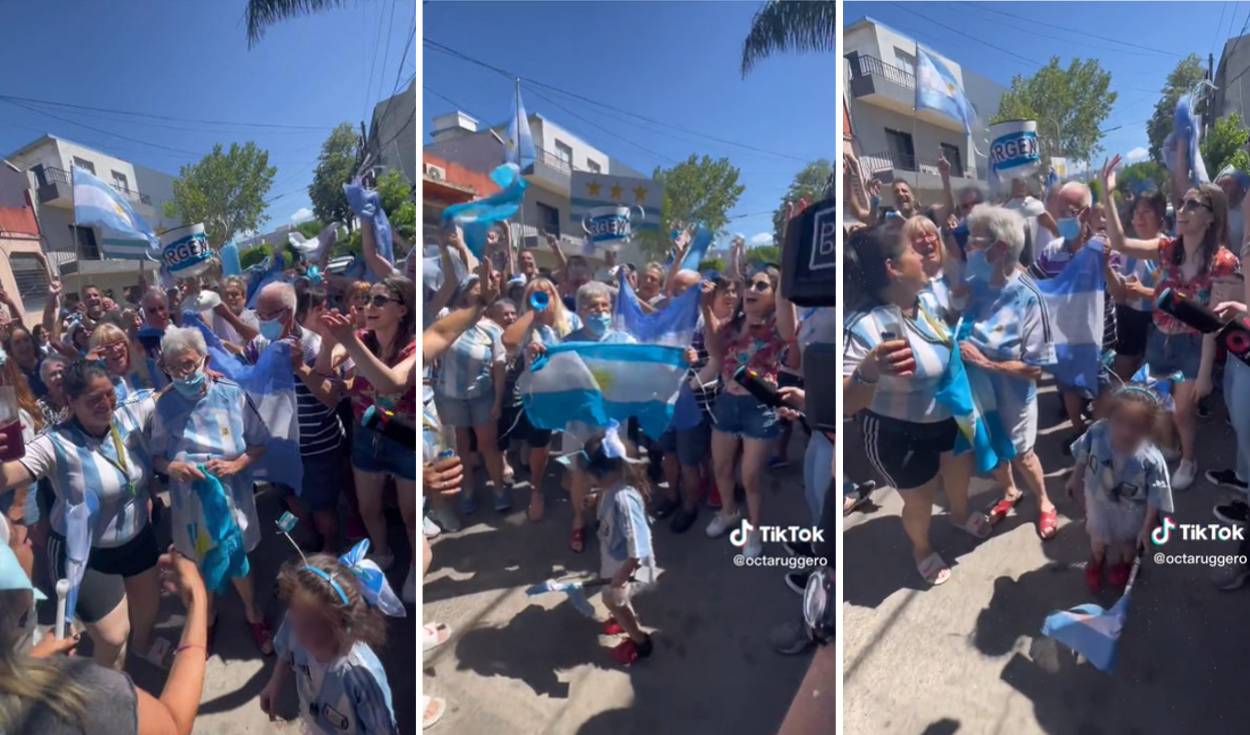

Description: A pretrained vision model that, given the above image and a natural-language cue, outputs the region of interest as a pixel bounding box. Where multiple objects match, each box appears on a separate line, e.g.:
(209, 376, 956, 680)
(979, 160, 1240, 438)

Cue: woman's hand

(527, 341, 547, 361)
(778, 386, 806, 410)
(424, 455, 464, 495)
(1195, 374, 1214, 404)
(1214, 300, 1249, 320)
(167, 460, 205, 483)
(684, 347, 698, 366)
(158, 547, 206, 610)
(1100, 155, 1121, 197)
(320, 310, 355, 344)
(206, 456, 248, 478)
(861, 339, 915, 379)
(30, 631, 81, 658)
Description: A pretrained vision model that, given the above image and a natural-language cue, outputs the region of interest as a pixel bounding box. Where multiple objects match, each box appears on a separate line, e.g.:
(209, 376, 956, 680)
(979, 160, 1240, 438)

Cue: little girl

(1067, 387, 1174, 593)
(579, 426, 660, 666)
(260, 542, 403, 734)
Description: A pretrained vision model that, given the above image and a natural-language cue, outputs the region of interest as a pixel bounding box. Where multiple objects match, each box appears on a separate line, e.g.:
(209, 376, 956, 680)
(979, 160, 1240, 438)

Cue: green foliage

(294, 219, 324, 239)
(697, 256, 725, 273)
(375, 168, 413, 214)
(1201, 112, 1250, 176)
(636, 155, 745, 259)
(747, 245, 781, 266)
(391, 200, 416, 241)
(993, 57, 1116, 166)
(309, 123, 360, 227)
(167, 142, 276, 247)
(771, 159, 833, 244)
(239, 244, 271, 269)
(740, 0, 836, 77)
(1147, 55, 1206, 165)
(1117, 160, 1168, 195)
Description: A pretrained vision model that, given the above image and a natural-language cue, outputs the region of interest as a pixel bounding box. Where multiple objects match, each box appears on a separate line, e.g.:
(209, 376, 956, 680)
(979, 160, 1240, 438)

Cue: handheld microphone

(1156, 287, 1250, 366)
(734, 365, 809, 431)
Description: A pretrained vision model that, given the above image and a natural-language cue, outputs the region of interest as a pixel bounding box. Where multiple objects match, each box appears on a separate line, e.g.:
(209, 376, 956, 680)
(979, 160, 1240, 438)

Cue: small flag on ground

(1041, 550, 1144, 672)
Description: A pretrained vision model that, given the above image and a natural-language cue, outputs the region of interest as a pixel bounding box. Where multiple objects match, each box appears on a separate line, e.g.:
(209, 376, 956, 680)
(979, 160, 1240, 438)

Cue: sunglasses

(369, 294, 395, 308)
(1181, 198, 1212, 212)
(748, 279, 772, 293)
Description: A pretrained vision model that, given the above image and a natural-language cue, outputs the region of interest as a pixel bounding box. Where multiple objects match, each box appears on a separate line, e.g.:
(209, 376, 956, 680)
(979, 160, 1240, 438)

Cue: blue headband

(303, 565, 348, 605)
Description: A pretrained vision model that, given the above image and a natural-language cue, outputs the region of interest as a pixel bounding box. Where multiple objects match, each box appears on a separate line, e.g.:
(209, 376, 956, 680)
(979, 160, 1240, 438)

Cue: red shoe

(609, 635, 653, 666)
(602, 617, 624, 636)
(1085, 556, 1103, 593)
(704, 478, 722, 509)
(1107, 561, 1131, 589)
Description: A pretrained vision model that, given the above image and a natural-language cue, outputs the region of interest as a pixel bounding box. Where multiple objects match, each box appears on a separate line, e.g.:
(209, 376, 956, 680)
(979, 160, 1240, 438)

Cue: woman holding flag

(844, 222, 990, 587)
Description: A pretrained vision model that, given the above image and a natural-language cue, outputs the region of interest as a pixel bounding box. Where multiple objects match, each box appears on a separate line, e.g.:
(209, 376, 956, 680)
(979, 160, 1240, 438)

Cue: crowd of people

(420, 208, 836, 728)
(843, 139, 1250, 592)
(0, 210, 417, 734)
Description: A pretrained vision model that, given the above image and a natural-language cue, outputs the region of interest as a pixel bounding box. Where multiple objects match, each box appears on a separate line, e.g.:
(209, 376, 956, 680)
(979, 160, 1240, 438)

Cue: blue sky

(0, 1, 414, 232)
(423, 1, 834, 249)
(845, 2, 1237, 170)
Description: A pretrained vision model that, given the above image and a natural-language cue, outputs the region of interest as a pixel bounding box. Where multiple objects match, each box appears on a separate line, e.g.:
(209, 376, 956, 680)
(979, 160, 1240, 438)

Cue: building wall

(133, 164, 183, 232)
(531, 116, 611, 174)
(0, 163, 50, 326)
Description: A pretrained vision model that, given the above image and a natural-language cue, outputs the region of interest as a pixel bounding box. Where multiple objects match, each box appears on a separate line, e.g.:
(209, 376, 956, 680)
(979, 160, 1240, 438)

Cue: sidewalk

(422, 453, 817, 734)
(844, 382, 1250, 734)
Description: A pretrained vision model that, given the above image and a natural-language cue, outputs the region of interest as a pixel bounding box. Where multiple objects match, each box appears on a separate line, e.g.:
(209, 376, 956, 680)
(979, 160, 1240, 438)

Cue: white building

(424, 110, 648, 268)
(6, 134, 179, 295)
(844, 17, 1006, 206)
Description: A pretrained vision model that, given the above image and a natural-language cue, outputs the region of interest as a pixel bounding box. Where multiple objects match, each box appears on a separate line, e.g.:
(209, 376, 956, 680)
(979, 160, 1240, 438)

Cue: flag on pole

(71, 166, 158, 260)
(1036, 239, 1106, 396)
(1041, 551, 1144, 672)
(915, 47, 976, 132)
(506, 82, 536, 171)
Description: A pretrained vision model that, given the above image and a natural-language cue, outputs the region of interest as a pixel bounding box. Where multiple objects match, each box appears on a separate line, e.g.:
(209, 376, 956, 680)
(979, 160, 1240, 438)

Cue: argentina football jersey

(844, 301, 952, 423)
(965, 271, 1057, 405)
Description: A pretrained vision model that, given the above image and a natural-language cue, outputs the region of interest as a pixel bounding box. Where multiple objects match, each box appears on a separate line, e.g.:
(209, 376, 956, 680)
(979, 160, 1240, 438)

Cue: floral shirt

(719, 317, 786, 386)
(1152, 236, 1240, 335)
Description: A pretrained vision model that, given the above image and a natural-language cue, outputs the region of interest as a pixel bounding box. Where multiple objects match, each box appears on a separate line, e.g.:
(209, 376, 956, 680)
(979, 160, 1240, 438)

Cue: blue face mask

(258, 317, 284, 341)
(964, 249, 994, 283)
(587, 313, 612, 336)
(1056, 217, 1081, 241)
(173, 370, 205, 399)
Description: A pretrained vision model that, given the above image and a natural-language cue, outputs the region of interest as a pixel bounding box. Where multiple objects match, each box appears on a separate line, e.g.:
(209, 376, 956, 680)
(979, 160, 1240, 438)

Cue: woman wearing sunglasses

(703, 265, 793, 556)
(902, 215, 952, 314)
(87, 323, 159, 401)
(1101, 152, 1238, 491)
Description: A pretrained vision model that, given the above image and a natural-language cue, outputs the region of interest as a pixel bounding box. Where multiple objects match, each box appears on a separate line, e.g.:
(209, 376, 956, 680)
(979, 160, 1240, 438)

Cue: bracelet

(175, 643, 206, 656)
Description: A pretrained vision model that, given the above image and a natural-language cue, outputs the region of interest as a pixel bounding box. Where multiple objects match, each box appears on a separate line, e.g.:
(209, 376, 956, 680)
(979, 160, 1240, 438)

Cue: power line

(893, 3, 1044, 69)
(0, 93, 333, 131)
(524, 86, 676, 165)
(362, 1, 386, 126)
(375, 0, 399, 113)
(973, 4, 1188, 59)
(1214, 2, 1229, 63)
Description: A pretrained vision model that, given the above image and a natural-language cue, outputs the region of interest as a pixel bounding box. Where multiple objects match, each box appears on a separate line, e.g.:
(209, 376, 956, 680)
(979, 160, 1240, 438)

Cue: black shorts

(47, 524, 160, 624)
(498, 406, 552, 449)
(1115, 305, 1153, 358)
(858, 411, 957, 490)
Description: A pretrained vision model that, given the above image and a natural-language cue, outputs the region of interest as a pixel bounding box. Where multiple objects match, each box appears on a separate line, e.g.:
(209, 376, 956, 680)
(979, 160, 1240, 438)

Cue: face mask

(587, 313, 611, 335)
(1056, 217, 1081, 241)
(964, 249, 994, 283)
(259, 317, 284, 341)
(173, 370, 206, 398)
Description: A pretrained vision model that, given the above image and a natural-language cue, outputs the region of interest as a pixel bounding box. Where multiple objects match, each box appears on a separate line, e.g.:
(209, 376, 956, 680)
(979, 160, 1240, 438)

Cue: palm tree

(245, 0, 353, 46)
(740, 1, 836, 77)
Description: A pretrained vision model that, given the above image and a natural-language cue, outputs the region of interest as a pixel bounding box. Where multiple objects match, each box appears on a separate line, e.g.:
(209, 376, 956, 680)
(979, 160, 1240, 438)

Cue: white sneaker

(367, 551, 395, 572)
(402, 565, 416, 605)
(423, 515, 441, 538)
(743, 529, 764, 558)
(705, 509, 742, 538)
(1173, 459, 1198, 491)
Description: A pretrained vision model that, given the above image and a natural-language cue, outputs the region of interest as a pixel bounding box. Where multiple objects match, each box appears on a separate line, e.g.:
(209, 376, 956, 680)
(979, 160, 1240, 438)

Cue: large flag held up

(613, 268, 701, 346)
(915, 47, 976, 132)
(521, 342, 688, 440)
(442, 163, 529, 258)
(1036, 238, 1106, 396)
(71, 165, 159, 260)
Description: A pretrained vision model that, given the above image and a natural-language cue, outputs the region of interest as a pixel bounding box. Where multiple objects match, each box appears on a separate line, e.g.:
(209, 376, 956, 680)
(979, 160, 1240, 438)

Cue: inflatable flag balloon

(344, 182, 393, 283)
(441, 163, 528, 258)
(1163, 94, 1209, 188)
(219, 241, 242, 277)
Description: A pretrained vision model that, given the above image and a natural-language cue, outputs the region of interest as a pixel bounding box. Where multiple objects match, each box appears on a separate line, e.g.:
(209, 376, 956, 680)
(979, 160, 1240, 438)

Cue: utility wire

(0, 93, 332, 131)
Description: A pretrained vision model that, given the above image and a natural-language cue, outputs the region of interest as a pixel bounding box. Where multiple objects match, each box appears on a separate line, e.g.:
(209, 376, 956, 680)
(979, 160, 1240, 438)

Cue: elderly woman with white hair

(959, 204, 1061, 540)
(149, 326, 275, 655)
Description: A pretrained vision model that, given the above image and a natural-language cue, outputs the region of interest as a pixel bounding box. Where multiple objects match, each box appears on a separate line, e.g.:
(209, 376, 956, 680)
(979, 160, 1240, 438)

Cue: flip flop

(916, 552, 951, 586)
(952, 512, 992, 539)
(423, 695, 447, 729)
(1037, 507, 1059, 540)
(986, 491, 1024, 524)
(423, 622, 452, 652)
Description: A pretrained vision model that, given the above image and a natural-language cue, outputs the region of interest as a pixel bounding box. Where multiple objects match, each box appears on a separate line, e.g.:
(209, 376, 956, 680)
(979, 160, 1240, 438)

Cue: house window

(894, 47, 916, 75)
(111, 171, 129, 192)
(940, 144, 964, 178)
(536, 202, 560, 237)
(72, 226, 100, 259)
(885, 128, 916, 171)
(587, 159, 602, 174)
(72, 157, 95, 175)
(9, 254, 48, 313)
(554, 140, 573, 169)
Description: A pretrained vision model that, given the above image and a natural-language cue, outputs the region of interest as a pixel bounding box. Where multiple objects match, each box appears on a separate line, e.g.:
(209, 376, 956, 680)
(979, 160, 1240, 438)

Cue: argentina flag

(1041, 552, 1142, 672)
(72, 166, 158, 260)
(344, 181, 394, 283)
(613, 268, 701, 346)
(521, 342, 688, 439)
(935, 319, 1017, 473)
(505, 84, 536, 171)
(442, 163, 528, 258)
(915, 47, 975, 133)
(1037, 239, 1106, 395)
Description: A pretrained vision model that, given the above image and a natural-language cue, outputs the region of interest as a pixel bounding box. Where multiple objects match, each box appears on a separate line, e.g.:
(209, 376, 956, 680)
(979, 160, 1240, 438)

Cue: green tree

(1146, 54, 1205, 165)
(747, 245, 782, 266)
(697, 256, 726, 273)
(740, 0, 836, 77)
(637, 155, 745, 259)
(309, 123, 360, 228)
(375, 168, 412, 214)
(1117, 160, 1168, 194)
(391, 200, 416, 241)
(166, 142, 276, 247)
(239, 244, 272, 269)
(1201, 112, 1250, 176)
(771, 159, 834, 244)
(993, 57, 1116, 167)
(294, 219, 324, 239)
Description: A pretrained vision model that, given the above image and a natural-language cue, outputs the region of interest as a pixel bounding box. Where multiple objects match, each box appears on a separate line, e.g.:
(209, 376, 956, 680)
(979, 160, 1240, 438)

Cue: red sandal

(1107, 561, 1131, 589)
(610, 635, 653, 666)
(1085, 556, 1104, 593)
(602, 617, 624, 636)
(986, 492, 1023, 525)
(248, 619, 275, 656)
(569, 527, 586, 554)
(1037, 508, 1059, 540)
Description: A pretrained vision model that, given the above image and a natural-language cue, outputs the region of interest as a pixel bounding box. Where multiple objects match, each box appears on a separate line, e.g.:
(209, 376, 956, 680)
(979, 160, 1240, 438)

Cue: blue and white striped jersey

(964, 271, 1056, 408)
(20, 394, 156, 548)
(843, 300, 952, 423)
(275, 615, 399, 735)
(1070, 420, 1173, 512)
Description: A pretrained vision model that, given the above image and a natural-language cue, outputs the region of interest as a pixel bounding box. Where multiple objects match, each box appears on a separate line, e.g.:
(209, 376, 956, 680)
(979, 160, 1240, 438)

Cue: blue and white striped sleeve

(347, 664, 399, 735)
(1019, 292, 1056, 367)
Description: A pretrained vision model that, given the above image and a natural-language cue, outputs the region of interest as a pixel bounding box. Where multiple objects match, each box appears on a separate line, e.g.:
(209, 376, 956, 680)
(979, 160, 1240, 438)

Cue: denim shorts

(351, 421, 417, 481)
(1145, 328, 1203, 382)
(657, 418, 712, 467)
(711, 392, 780, 440)
(434, 393, 495, 428)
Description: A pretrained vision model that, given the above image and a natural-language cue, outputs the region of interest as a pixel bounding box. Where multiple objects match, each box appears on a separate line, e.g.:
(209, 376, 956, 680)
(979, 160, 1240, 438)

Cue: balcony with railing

(845, 52, 918, 114)
(34, 166, 152, 208)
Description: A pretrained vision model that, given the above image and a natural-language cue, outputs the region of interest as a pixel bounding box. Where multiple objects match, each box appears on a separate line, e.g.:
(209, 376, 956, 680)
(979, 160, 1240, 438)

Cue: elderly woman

(959, 204, 1060, 539)
(0, 361, 159, 669)
(210, 275, 260, 347)
(149, 326, 273, 655)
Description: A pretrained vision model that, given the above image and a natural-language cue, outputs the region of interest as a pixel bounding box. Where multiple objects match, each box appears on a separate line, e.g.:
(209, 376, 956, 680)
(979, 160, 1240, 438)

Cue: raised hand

(1100, 155, 1122, 195)
(319, 310, 355, 344)
(937, 152, 951, 178)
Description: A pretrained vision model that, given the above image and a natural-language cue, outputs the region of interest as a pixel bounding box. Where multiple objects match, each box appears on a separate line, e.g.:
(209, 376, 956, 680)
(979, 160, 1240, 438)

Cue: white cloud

(749, 232, 773, 247)
(1126, 146, 1149, 163)
(289, 207, 314, 224)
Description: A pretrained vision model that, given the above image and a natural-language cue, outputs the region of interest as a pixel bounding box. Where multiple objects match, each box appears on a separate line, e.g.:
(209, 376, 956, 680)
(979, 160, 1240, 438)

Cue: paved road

(33, 484, 418, 735)
(844, 381, 1250, 735)
(422, 449, 818, 734)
